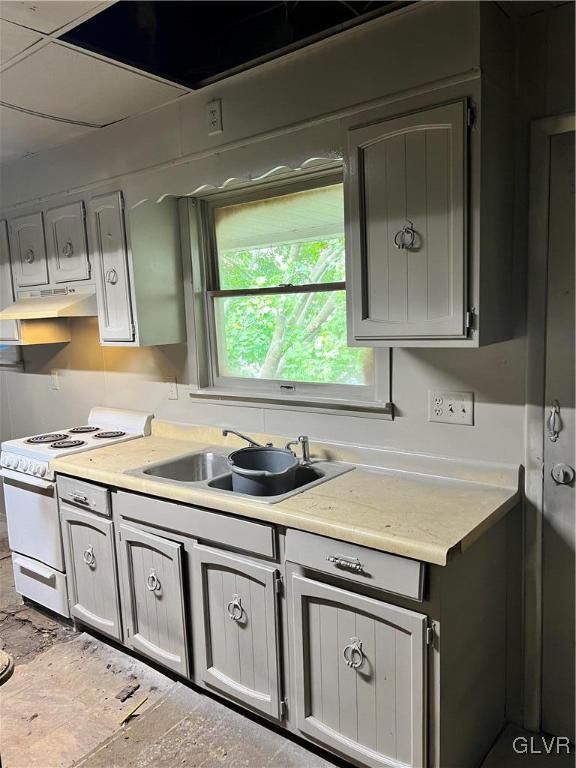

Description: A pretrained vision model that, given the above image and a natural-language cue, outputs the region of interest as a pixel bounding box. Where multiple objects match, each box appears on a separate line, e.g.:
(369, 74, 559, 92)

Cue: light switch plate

(428, 390, 474, 425)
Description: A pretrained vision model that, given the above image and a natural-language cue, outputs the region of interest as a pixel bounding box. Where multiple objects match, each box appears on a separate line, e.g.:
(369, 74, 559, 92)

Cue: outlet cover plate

(428, 390, 474, 426)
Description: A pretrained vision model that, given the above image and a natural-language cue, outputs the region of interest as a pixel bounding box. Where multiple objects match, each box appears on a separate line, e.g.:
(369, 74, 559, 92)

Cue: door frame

(523, 113, 575, 731)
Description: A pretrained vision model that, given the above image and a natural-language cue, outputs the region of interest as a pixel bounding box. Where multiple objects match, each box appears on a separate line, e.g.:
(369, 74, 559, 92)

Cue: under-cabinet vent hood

(0, 288, 97, 321)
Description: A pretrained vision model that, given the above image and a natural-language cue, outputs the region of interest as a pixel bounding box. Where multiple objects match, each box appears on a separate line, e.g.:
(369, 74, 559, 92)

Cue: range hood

(0, 289, 97, 321)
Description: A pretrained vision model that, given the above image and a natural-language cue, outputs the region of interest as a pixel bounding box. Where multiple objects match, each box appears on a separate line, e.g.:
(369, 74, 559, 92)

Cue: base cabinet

(118, 523, 189, 677)
(61, 505, 122, 640)
(290, 574, 427, 768)
(193, 543, 283, 720)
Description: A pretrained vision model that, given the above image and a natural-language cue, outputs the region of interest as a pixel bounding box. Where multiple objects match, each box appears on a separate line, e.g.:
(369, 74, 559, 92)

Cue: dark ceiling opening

(62, 1, 403, 89)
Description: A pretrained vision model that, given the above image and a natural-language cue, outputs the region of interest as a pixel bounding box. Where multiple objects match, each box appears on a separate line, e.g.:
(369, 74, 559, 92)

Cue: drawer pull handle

(146, 570, 161, 592)
(71, 492, 90, 505)
(343, 637, 364, 669)
(83, 546, 95, 567)
(326, 554, 364, 573)
(227, 594, 243, 622)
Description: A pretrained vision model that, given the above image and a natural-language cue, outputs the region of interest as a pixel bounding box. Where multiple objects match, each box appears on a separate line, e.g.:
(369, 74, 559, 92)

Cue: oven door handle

(0, 468, 54, 491)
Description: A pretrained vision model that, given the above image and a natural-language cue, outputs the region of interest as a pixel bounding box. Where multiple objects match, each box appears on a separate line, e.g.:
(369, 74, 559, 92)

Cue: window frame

(183, 170, 392, 414)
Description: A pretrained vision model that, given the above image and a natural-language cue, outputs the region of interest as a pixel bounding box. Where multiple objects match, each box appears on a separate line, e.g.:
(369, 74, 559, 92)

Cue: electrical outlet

(428, 390, 474, 425)
(166, 376, 178, 400)
(207, 99, 223, 135)
(50, 369, 60, 390)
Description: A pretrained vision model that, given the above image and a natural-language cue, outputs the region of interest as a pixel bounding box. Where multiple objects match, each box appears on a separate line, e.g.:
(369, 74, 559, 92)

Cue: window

(187, 173, 390, 410)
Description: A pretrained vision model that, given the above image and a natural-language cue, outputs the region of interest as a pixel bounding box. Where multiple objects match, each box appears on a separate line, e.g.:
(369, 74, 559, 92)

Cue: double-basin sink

(126, 448, 353, 504)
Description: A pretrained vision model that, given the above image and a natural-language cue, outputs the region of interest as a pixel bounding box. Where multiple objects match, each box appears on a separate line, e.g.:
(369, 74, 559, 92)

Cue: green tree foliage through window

(212, 184, 372, 386)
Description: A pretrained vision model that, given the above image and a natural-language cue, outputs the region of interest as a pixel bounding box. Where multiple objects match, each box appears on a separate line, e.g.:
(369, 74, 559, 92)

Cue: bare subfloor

(0, 538, 572, 768)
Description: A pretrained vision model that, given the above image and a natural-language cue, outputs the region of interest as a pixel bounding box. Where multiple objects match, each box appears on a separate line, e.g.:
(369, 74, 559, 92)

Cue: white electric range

(0, 407, 153, 617)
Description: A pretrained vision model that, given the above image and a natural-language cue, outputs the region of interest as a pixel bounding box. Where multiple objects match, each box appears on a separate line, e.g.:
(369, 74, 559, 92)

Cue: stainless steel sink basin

(126, 449, 354, 503)
(140, 451, 229, 482)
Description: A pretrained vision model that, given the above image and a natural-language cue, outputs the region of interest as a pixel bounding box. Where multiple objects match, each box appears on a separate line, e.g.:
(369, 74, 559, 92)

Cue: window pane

(213, 290, 372, 385)
(214, 184, 345, 290)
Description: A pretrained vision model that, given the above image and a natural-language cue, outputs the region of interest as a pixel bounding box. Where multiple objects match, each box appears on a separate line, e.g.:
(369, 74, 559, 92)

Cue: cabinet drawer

(285, 529, 424, 601)
(57, 476, 110, 517)
(116, 490, 276, 559)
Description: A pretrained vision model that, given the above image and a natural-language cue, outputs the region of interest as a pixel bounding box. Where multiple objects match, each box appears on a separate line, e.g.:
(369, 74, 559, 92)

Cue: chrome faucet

(222, 429, 272, 448)
(286, 435, 311, 464)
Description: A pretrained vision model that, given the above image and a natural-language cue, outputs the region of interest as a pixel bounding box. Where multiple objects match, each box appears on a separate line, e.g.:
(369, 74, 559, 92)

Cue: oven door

(1, 470, 64, 571)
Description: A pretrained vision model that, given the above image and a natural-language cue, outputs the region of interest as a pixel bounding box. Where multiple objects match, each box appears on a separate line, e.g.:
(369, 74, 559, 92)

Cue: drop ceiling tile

(0, 105, 95, 163)
(0, 19, 41, 65)
(0, 1, 107, 34)
(0, 42, 186, 125)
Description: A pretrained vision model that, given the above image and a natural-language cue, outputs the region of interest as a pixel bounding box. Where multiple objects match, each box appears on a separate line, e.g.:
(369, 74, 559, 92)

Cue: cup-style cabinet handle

(24, 249, 35, 264)
(343, 637, 364, 669)
(62, 241, 74, 258)
(105, 268, 118, 285)
(326, 554, 364, 573)
(146, 570, 161, 592)
(226, 594, 243, 622)
(83, 546, 95, 567)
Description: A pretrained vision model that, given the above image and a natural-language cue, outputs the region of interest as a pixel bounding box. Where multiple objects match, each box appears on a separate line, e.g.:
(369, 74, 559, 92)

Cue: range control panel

(0, 451, 51, 480)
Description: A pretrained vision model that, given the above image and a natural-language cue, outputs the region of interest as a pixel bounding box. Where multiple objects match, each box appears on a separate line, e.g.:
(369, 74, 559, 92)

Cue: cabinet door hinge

(426, 624, 435, 646)
(275, 574, 283, 596)
(467, 106, 476, 127)
(465, 310, 475, 332)
(280, 698, 288, 719)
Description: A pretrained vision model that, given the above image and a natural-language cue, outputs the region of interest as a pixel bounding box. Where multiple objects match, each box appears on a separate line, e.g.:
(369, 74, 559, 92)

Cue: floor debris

(115, 682, 140, 702)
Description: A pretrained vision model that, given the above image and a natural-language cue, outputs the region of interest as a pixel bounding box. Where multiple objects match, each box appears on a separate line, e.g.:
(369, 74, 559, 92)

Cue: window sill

(188, 388, 395, 420)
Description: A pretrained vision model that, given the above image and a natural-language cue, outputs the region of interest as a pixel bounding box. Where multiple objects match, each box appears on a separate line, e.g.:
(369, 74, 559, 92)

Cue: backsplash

(1, 317, 526, 465)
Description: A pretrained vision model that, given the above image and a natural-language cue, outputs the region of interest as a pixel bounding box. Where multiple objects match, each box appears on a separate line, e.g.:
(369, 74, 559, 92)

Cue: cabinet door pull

(146, 570, 161, 592)
(343, 637, 364, 669)
(105, 268, 119, 285)
(547, 400, 561, 442)
(70, 492, 90, 505)
(393, 221, 417, 251)
(326, 554, 364, 573)
(62, 241, 74, 258)
(83, 546, 95, 567)
(226, 594, 243, 622)
(24, 249, 35, 264)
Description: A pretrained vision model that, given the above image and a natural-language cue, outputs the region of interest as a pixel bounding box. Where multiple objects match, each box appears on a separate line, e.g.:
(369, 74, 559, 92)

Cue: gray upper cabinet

(9, 212, 49, 288)
(291, 574, 427, 768)
(193, 544, 282, 720)
(61, 505, 122, 641)
(45, 201, 90, 283)
(346, 100, 468, 343)
(0, 220, 20, 343)
(87, 191, 186, 347)
(119, 523, 189, 677)
(88, 192, 135, 343)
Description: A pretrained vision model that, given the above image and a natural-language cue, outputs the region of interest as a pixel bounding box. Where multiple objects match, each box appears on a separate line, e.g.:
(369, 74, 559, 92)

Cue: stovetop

(0, 407, 153, 480)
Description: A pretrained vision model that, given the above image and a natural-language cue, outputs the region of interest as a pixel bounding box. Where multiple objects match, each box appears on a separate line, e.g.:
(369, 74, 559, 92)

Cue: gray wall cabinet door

(0, 220, 20, 342)
(9, 212, 49, 288)
(193, 543, 282, 720)
(88, 192, 134, 343)
(291, 574, 427, 768)
(45, 202, 90, 283)
(61, 505, 122, 641)
(346, 100, 467, 342)
(119, 524, 188, 677)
